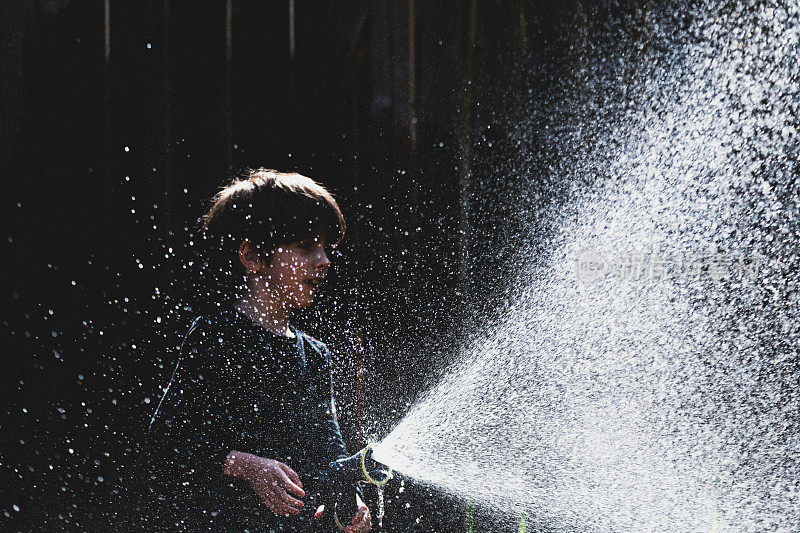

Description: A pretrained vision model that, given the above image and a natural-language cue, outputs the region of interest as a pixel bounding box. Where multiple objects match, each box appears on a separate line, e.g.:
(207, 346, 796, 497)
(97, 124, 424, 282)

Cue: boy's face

(257, 231, 331, 310)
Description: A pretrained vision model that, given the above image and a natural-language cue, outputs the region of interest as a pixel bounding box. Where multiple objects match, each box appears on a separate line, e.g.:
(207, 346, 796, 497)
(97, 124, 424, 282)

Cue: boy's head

(200, 168, 345, 301)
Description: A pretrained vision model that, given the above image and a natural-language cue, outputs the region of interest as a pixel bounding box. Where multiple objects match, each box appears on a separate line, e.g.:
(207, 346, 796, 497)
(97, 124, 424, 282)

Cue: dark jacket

(141, 306, 351, 531)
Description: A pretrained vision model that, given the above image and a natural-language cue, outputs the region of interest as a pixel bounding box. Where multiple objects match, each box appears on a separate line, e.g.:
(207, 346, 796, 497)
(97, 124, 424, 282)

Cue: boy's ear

(238, 240, 263, 273)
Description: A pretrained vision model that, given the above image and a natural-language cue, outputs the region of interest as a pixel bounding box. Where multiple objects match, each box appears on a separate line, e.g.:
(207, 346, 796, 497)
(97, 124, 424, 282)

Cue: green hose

(360, 443, 393, 486)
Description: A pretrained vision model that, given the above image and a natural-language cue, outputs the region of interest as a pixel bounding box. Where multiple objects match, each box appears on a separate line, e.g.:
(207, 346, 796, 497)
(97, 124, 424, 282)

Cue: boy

(144, 169, 371, 532)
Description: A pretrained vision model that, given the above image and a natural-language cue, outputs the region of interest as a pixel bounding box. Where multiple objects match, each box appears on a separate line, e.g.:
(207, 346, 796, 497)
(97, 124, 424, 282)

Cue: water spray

(327, 443, 393, 530)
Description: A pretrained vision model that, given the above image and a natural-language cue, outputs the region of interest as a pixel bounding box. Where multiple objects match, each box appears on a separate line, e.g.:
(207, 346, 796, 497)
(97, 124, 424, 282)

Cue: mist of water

(372, 2, 799, 531)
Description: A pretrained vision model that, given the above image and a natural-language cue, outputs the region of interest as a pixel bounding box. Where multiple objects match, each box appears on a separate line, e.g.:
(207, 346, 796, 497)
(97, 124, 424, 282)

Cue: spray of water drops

(373, 2, 799, 531)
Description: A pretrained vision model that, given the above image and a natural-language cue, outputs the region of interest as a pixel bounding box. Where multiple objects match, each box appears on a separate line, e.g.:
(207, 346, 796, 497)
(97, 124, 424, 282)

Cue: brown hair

(200, 168, 346, 298)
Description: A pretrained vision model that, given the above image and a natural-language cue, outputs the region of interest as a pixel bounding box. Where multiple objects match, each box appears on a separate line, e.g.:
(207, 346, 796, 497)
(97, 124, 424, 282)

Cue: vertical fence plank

(104, 0, 110, 63)
(159, 0, 174, 243)
(224, 0, 233, 171)
(457, 0, 477, 308)
(289, 0, 296, 60)
(101, 0, 112, 259)
(408, 0, 419, 254)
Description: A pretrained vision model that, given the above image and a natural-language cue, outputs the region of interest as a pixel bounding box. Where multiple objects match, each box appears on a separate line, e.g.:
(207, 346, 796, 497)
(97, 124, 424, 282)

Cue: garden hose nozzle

(329, 443, 393, 487)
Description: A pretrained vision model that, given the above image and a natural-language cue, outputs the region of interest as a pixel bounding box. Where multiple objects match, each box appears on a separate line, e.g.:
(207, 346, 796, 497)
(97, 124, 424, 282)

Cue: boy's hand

(345, 494, 372, 533)
(224, 451, 305, 517)
(313, 494, 371, 532)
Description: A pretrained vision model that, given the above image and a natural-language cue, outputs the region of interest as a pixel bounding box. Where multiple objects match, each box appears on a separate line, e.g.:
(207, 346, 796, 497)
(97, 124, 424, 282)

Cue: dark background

(2, 1, 642, 530)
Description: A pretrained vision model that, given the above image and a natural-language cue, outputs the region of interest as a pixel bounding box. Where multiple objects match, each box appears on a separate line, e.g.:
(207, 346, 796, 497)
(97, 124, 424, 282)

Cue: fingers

(253, 479, 304, 517)
(263, 486, 303, 517)
(344, 517, 371, 533)
(350, 505, 366, 524)
(363, 507, 372, 531)
(276, 488, 305, 510)
(279, 476, 306, 499)
(345, 504, 371, 533)
(269, 499, 297, 516)
(278, 462, 303, 490)
(276, 463, 305, 498)
(241, 457, 311, 518)
(314, 504, 325, 520)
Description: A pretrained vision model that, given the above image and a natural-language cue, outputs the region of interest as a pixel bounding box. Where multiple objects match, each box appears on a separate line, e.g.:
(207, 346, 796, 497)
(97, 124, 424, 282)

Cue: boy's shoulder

(178, 307, 245, 351)
(184, 314, 212, 338)
(179, 315, 212, 348)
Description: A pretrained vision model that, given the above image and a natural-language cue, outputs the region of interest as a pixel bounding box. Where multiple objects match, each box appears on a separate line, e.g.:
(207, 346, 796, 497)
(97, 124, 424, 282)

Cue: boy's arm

(147, 329, 307, 519)
(145, 328, 240, 516)
(307, 339, 371, 530)
(311, 341, 350, 463)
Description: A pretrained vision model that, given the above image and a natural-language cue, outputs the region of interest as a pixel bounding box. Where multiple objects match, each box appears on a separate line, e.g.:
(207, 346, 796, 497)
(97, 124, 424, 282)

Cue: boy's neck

(234, 296, 295, 338)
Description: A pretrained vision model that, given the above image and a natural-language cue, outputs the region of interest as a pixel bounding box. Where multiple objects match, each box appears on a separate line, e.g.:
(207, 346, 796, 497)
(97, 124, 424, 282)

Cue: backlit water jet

(372, 2, 799, 531)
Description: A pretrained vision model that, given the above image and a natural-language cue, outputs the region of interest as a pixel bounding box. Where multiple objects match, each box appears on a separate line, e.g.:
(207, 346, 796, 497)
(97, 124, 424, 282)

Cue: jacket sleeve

(307, 338, 350, 465)
(144, 318, 240, 521)
(306, 338, 367, 519)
